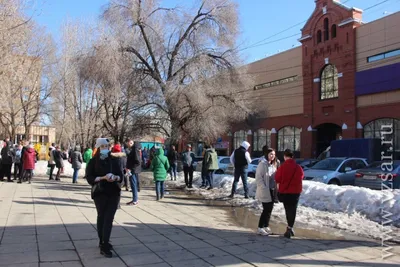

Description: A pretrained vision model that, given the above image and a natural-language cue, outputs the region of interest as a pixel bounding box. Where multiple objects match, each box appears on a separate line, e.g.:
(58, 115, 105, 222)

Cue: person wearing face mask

(85, 138, 125, 258)
(255, 146, 279, 236)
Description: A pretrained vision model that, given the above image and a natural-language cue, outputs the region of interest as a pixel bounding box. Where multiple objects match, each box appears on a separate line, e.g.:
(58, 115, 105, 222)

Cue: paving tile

(120, 252, 164, 265)
(0, 242, 37, 254)
(203, 255, 253, 266)
(189, 247, 231, 258)
(145, 240, 183, 252)
(39, 250, 79, 262)
(169, 258, 213, 267)
(156, 248, 200, 263)
(112, 243, 152, 256)
(0, 251, 38, 265)
(38, 241, 75, 251)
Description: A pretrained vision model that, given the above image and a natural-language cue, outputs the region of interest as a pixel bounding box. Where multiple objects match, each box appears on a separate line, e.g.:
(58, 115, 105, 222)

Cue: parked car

(303, 157, 368, 185)
(296, 158, 319, 170)
(248, 158, 261, 178)
(224, 157, 260, 177)
(214, 156, 231, 174)
(355, 161, 400, 190)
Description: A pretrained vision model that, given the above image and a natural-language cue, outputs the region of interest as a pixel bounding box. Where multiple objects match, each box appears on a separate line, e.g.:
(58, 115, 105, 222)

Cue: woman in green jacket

(150, 147, 170, 200)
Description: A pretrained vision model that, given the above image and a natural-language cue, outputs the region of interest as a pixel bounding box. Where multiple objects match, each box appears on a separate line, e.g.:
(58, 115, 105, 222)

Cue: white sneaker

(257, 228, 270, 236)
(264, 227, 272, 235)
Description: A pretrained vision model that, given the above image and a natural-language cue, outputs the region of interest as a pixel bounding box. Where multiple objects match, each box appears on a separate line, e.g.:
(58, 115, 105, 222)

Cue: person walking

(0, 141, 15, 182)
(70, 145, 83, 183)
(275, 149, 304, 238)
(255, 146, 279, 236)
(48, 144, 56, 180)
(21, 144, 36, 184)
(53, 146, 64, 181)
(229, 141, 251, 198)
(85, 138, 125, 258)
(111, 143, 126, 209)
(151, 147, 170, 200)
(125, 139, 141, 205)
(83, 147, 93, 163)
(182, 144, 195, 188)
(204, 144, 219, 190)
(167, 145, 178, 181)
(13, 144, 23, 180)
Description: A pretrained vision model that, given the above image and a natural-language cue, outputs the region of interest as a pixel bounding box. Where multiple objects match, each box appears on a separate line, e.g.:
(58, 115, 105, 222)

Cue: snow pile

(167, 171, 400, 240)
(34, 160, 87, 178)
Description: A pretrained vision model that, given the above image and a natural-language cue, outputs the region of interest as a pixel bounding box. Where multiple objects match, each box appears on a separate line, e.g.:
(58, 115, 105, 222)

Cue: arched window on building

(253, 129, 271, 152)
(233, 130, 245, 150)
(320, 64, 339, 100)
(277, 126, 301, 152)
(324, 18, 329, 41)
(364, 118, 400, 159)
(317, 30, 322, 44)
(331, 24, 337, 38)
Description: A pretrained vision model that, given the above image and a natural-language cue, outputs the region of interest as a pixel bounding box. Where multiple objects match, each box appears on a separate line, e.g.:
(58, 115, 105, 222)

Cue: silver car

(303, 157, 368, 185)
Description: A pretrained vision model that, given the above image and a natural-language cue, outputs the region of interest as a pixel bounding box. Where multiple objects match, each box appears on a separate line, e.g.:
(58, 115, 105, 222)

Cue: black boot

(284, 227, 292, 239)
(100, 243, 113, 258)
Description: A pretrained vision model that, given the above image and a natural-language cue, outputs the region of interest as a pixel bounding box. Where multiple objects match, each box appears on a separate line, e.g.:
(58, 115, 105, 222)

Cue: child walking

(150, 147, 170, 200)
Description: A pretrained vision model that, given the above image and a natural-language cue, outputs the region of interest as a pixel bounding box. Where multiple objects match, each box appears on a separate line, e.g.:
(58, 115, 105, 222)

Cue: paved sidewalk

(0, 177, 399, 267)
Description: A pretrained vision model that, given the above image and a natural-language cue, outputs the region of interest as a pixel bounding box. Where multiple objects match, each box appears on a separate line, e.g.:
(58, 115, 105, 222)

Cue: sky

(32, 0, 400, 62)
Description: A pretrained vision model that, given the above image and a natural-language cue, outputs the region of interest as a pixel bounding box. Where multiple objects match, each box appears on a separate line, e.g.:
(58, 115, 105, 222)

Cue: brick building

(225, 0, 400, 159)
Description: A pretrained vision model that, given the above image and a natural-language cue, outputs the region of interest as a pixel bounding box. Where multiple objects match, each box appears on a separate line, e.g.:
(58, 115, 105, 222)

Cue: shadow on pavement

(0, 222, 398, 267)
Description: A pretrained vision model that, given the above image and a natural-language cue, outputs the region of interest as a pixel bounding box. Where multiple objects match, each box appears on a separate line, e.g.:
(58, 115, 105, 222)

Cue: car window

(220, 158, 230, 164)
(311, 158, 343, 171)
(251, 159, 259, 165)
(354, 160, 367, 169)
(339, 160, 355, 172)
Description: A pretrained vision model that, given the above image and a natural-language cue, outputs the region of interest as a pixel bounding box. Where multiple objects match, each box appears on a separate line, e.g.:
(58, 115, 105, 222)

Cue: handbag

(277, 168, 297, 203)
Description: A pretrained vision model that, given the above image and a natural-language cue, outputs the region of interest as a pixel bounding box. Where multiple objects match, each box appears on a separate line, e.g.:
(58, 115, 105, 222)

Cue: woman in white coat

(255, 146, 279, 235)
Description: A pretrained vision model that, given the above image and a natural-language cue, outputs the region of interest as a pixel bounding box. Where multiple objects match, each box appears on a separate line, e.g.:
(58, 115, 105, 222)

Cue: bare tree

(102, 0, 253, 143)
(0, 0, 56, 141)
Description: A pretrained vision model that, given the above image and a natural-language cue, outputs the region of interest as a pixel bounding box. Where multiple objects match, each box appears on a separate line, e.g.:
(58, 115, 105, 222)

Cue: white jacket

(255, 157, 277, 203)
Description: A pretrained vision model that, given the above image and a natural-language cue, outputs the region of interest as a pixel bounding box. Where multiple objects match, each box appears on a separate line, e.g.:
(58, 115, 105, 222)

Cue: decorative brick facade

(225, 0, 400, 160)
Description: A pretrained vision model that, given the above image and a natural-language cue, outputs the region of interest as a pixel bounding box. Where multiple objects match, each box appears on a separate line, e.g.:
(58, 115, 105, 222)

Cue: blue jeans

(72, 168, 79, 183)
(155, 181, 165, 199)
(231, 168, 248, 196)
(206, 170, 214, 188)
(129, 173, 138, 202)
(201, 169, 209, 187)
(169, 162, 177, 180)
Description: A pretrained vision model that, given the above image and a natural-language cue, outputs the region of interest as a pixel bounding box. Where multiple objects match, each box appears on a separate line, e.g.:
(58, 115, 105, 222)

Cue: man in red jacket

(275, 149, 304, 238)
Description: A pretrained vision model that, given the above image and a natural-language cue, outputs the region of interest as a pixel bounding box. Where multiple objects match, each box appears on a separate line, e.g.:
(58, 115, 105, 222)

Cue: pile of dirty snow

(166, 171, 400, 241)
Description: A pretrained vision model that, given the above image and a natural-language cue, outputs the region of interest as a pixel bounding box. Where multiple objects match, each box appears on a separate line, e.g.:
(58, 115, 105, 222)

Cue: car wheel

(328, 179, 340, 185)
(215, 169, 224, 174)
(248, 172, 255, 178)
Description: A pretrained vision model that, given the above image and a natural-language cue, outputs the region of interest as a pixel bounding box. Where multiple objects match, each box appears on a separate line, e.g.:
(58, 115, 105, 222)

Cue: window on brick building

(253, 129, 271, 152)
(278, 126, 301, 152)
(317, 30, 322, 43)
(331, 24, 337, 38)
(363, 118, 400, 159)
(320, 64, 338, 100)
(233, 130, 245, 149)
(324, 18, 329, 41)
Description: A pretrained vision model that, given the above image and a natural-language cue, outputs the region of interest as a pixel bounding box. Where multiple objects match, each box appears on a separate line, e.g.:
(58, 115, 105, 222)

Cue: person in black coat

(1, 140, 15, 182)
(125, 140, 142, 205)
(85, 138, 125, 258)
(167, 145, 178, 181)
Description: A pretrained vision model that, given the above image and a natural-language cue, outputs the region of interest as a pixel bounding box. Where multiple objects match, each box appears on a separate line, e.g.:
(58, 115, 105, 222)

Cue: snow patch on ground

(35, 160, 86, 179)
(167, 171, 400, 241)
